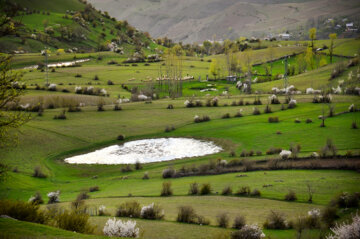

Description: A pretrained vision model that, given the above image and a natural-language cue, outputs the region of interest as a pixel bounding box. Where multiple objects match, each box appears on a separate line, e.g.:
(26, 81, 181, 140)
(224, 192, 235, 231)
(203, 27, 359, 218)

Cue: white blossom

(47, 190, 60, 203)
(306, 88, 314, 94)
(279, 150, 292, 159)
(100, 88, 107, 95)
(327, 214, 360, 239)
(138, 94, 148, 100)
(349, 104, 354, 112)
(48, 83, 57, 90)
(308, 208, 321, 217)
(103, 218, 139, 238)
(184, 100, 190, 106)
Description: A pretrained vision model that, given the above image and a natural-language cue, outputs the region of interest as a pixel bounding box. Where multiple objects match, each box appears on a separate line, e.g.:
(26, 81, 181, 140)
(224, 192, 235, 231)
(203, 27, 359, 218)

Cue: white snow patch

(64, 138, 222, 165)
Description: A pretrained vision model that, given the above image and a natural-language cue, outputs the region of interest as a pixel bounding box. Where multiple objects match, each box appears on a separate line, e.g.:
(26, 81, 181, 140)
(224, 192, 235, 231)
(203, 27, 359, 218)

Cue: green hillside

(0, 0, 160, 53)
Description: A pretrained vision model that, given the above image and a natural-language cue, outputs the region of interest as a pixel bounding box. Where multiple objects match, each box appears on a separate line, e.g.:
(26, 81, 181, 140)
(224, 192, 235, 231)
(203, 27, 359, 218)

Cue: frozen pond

(64, 138, 222, 165)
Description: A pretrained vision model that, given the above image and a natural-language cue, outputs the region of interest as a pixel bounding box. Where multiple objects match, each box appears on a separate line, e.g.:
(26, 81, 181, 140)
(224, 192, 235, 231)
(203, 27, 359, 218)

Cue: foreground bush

(263, 210, 288, 229)
(231, 224, 266, 239)
(140, 203, 164, 220)
(327, 213, 360, 239)
(103, 218, 139, 238)
(116, 201, 141, 218)
(54, 209, 94, 234)
(0, 200, 46, 224)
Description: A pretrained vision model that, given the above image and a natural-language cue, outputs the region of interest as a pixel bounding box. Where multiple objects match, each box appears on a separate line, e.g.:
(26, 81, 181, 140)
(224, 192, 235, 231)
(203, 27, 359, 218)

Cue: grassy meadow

(0, 38, 360, 239)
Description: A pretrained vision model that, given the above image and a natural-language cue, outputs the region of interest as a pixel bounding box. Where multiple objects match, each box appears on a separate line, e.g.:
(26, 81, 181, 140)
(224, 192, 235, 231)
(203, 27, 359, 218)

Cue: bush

(177, 206, 196, 223)
(47, 190, 60, 204)
(0, 200, 46, 224)
(268, 116, 279, 123)
(235, 186, 251, 196)
(161, 182, 173, 196)
(134, 161, 142, 170)
(332, 192, 359, 208)
(256, 151, 262, 156)
(222, 186, 233, 195)
(294, 118, 301, 123)
(264, 105, 272, 113)
(266, 147, 282, 155)
(28, 192, 44, 205)
(162, 168, 175, 178)
(97, 102, 105, 111)
(103, 218, 139, 238)
(107, 80, 114, 85)
(327, 213, 360, 239)
(305, 208, 321, 229)
(263, 210, 288, 229)
(200, 183, 212, 195)
(75, 74, 82, 78)
(321, 206, 338, 227)
(98, 205, 107, 216)
(352, 121, 358, 129)
(53, 110, 66, 120)
(250, 189, 261, 197)
(89, 186, 99, 192)
(188, 182, 199, 195)
(140, 203, 164, 220)
(217, 212, 229, 228)
(114, 103, 122, 111)
(285, 190, 297, 201)
(142, 172, 150, 180)
(121, 165, 133, 172)
(68, 105, 81, 112)
(306, 118, 313, 123)
(194, 115, 211, 123)
(33, 166, 47, 178)
(116, 201, 141, 218)
(233, 215, 246, 229)
(94, 75, 99, 81)
(167, 104, 174, 109)
(231, 224, 265, 239)
(234, 110, 243, 117)
(76, 192, 90, 201)
(252, 107, 260, 115)
(117, 134, 125, 140)
(222, 113, 231, 119)
(164, 125, 175, 132)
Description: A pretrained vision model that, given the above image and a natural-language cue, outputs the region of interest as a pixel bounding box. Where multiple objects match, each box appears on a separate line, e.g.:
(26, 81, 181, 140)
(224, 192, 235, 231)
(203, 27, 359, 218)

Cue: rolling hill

(88, 0, 360, 43)
(0, 0, 160, 53)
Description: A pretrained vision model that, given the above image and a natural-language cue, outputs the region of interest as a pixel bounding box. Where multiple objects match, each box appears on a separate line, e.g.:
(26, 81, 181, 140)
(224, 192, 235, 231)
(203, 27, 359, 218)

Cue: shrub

(256, 151, 262, 156)
(200, 183, 212, 195)
(167, 104, 174, 109)
(252, 107, 260, 115)
(321, 206, 338, 227)
(268, 117, 279, 123)
(177, 206, 197, 223)
(68, 105, 81, 112)
(306, 118, 313, 123)
(231, 224, 265, 239)
(53, 110, 66, 120)
(253, 97, 262, 105)
(117, 134, 125, 140)
(288, 99, 297, 109)
(107, 80, 114, 85)
(135, 161, 142, 170)
(97, 102, 105, 111)
(235, 186, 251, 196)
(217, 212, 229, 228)
(266, 147, 282, 155)
(114, 103, 122, 111)
(76, 192, 90, 201)
(285, 190, 297, 201)
(140, 203, 164, 220)
(332, 192, 359, 208)
(98, 205, 107, 216)
(229, 150, 236, 157)
(89, 186, 99, 192)
(121, 165, 133, 172)
(269, 95, 280, 104)
(165, 125, 175, 132)
(188, 182, 199, 195)
(320, 138, 337, 158)
(263, 210, 288, 229)
(264, 105, 272, 113)
(47, 190, 60, 204)
(250, 189, 261, 197)
(222, 186, 233, 195)
(75, 74, 82, 78)
(194, 115, 211, 123)
(162, 168, 175, 178)
(233, 215, 246, 229)
(161, 182, 173, 196)
(327, 213, 360, 239)
(28, 192, 44, 205)
(94, 75, 99, 81)
(103, 218, 139, 238)
(352, 121, 358, 129)
(222, 113, 231, 119)
(0, 200, 46, 224)
(235, 109, 243, 117)
(142, 172, 150, 180)
(240, 150, 248, 157)
(33, 166, 47, 178)
(305, 208, 321, 229)
(116, 201, 141, 218)
(294, 118, 301, 123)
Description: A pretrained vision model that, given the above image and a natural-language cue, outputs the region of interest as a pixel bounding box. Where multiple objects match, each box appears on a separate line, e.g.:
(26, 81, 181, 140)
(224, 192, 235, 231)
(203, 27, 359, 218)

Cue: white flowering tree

(103, 218, 139, 238)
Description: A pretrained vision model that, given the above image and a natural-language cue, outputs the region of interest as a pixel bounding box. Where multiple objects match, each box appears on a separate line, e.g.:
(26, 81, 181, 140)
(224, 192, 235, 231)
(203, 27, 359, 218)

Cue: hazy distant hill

(88, 0, 360, 43)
